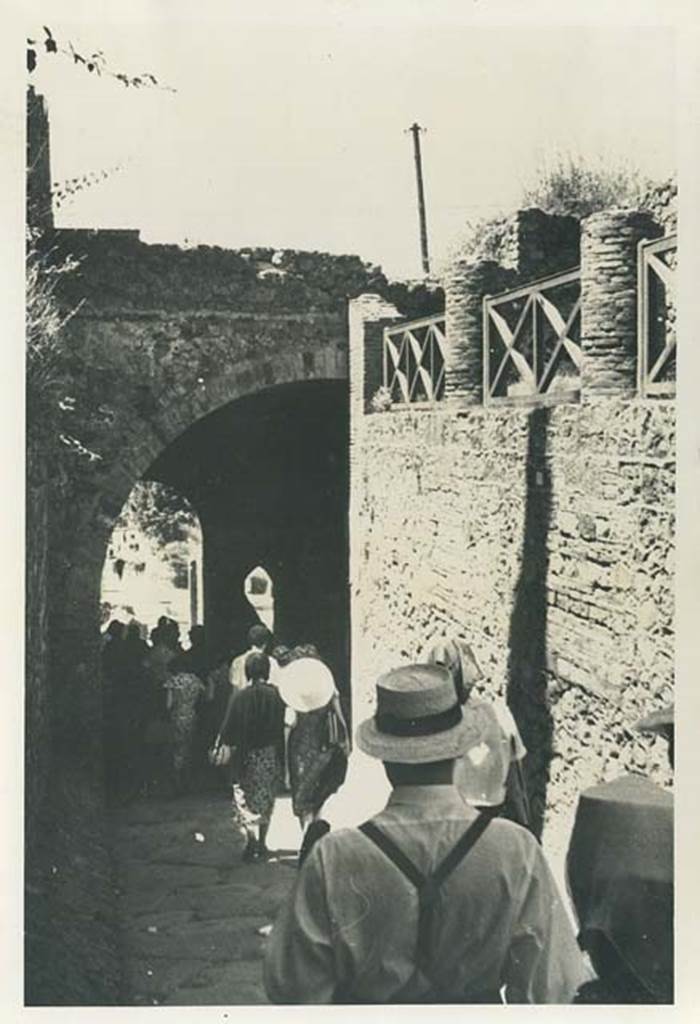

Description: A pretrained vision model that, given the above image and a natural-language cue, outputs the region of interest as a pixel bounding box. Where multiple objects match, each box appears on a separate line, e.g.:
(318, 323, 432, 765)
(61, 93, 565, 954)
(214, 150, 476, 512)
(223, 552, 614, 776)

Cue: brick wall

(348, 205, 675, 857)
(348, 400, 673, 848)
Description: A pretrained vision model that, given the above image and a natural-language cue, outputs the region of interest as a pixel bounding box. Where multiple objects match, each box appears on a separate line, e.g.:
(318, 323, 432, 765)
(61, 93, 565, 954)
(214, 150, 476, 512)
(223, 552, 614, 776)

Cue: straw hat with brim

(635, 704, 674, 734)
(278, 657, 335, 713)
(356, 663, 493, 764)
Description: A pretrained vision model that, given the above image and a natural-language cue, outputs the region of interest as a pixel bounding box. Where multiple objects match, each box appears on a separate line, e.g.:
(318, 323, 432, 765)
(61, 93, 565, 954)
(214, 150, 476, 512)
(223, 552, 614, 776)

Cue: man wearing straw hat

(264, 664, 589, 1004)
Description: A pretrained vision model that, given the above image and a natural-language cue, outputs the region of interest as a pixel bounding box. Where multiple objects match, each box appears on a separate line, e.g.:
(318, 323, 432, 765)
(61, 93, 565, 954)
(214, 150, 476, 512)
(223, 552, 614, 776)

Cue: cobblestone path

(109, 790, 300, 1006)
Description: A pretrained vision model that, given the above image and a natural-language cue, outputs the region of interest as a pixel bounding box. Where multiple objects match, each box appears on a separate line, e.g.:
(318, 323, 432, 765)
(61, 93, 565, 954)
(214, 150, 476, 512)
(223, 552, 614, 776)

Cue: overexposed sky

(29, 2, 676, 280)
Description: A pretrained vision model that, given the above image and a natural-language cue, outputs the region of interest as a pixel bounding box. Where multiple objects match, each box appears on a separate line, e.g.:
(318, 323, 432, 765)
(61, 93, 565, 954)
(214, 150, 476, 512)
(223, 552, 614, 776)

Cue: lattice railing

(383, 314, 446, 405)
(638, 235, 676, 398)
(483, 269, 581, 405)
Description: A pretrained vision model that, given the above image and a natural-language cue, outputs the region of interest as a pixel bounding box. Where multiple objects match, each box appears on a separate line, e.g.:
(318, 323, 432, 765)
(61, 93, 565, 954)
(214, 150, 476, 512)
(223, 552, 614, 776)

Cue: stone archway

(53, 366, 349, 764)
(44, 228, 439, 765)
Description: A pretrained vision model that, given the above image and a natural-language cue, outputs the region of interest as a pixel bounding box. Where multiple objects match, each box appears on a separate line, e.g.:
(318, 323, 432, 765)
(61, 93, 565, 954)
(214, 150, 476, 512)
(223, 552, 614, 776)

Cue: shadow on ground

(109, 791, 301, 1006)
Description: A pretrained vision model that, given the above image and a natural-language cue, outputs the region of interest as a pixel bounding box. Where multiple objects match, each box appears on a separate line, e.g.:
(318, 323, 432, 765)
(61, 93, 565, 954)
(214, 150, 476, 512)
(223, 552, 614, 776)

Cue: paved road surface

(109, 789, 301, 1006)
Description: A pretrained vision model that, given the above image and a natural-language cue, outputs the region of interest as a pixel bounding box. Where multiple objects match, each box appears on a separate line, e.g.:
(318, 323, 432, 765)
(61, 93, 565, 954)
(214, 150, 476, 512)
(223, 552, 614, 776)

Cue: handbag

(208, 736, 233, 767)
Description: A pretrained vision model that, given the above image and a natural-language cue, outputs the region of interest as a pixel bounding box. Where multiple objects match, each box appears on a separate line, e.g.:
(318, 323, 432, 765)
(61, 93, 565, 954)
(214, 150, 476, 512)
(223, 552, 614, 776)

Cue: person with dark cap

(264, 663, 589, 1004)
(178, 625, 207, 679)
(229, 623, 279, 692)
(565, 702, 674, 1003)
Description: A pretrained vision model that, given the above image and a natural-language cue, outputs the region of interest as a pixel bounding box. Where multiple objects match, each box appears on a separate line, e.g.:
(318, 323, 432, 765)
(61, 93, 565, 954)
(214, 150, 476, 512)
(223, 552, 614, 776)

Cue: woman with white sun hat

(278, 654, 351, 835)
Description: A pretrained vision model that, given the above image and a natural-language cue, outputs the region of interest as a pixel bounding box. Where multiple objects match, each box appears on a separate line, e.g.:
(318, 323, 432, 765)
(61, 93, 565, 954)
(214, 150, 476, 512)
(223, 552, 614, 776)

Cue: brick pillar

(580, 208, 661, 397)
(444, 259, 516, 403)
(347, 294, 402, 417)
(506, 208, 580, 280)
(347, 295, 400, 739)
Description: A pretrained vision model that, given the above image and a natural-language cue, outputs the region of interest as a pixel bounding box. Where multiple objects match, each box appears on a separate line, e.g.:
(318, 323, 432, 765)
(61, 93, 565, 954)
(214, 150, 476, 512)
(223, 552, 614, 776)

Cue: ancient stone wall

(52, 228, 442, 319)
(26, 440, 51, 849)
(349, 205, 674, 857)
(348, 401, 673, 850)
(641, 176, 677, 235)
(580, 209, 660, 396)
(495, 209, 580, 279)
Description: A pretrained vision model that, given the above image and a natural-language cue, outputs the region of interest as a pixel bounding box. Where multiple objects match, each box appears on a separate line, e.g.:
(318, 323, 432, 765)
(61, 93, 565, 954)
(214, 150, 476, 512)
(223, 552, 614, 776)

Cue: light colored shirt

(264, 785, 590, 1004)
(229, 648, 279, 691)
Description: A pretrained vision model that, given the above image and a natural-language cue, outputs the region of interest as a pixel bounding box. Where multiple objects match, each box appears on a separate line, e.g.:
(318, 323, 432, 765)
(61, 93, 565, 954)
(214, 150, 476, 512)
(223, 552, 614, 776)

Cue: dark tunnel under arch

(145, 378, 351, 706)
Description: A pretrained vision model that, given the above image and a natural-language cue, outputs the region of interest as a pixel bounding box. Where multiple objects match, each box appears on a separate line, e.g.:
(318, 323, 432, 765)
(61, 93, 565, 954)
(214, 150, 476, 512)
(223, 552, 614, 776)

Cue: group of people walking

(102, 614, 673, 1004)
(101, 615, 215, 804)
(101, 618, 351, 852)
(211, 625, 350, 863)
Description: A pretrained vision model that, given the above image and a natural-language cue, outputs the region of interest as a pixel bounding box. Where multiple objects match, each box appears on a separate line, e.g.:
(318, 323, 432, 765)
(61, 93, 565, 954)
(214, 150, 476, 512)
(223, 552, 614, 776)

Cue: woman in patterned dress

(220, 652, 286, 861)
(164, 654, 206, 793)
(280, 651, 350, 832)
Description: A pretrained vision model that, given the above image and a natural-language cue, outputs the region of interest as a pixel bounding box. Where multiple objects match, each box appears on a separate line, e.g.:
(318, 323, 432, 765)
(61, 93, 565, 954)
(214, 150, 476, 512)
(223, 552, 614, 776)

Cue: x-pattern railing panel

(638, 235, 676, 398)
(484, 269, 581, 405)
(383, 314, 446, 405)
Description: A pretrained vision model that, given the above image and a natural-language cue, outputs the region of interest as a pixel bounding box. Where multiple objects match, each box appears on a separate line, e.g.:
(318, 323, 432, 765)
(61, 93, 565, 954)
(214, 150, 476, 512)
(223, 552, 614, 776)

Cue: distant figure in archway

(175, 625, 213, 786)
(141, 623, 178, 796)
(179, 625, 207, 677)
(158, 616, 183, 657)
(164, 653, 206, 794)
(102, 617, 125, 651)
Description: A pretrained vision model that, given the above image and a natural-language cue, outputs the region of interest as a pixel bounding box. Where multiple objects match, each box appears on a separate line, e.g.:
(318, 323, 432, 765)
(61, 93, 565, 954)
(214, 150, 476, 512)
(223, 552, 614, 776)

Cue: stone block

(577, 513, 597, 541)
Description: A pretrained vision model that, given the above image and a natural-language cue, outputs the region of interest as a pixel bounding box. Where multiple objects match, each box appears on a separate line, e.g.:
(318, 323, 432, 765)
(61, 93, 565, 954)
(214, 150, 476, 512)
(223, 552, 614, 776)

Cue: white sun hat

(278, 657, 335, 713)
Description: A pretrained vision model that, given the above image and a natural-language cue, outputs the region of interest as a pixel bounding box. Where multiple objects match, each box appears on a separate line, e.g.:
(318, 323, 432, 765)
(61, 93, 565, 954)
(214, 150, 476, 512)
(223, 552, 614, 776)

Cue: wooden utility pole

(407, 122, 430, 276)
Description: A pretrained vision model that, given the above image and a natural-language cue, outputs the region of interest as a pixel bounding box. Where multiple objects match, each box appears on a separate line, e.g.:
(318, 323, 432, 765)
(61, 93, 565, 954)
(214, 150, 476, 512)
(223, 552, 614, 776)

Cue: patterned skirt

(289, 710, 347, 819)
(232, 744, 282, 831)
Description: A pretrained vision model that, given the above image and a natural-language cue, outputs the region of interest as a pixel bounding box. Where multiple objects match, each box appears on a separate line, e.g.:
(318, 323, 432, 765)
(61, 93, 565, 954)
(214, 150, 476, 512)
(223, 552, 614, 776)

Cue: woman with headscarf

(426, 635, 531, 830)
(220, 652, 286, 861)
(279, 649, 350, 836)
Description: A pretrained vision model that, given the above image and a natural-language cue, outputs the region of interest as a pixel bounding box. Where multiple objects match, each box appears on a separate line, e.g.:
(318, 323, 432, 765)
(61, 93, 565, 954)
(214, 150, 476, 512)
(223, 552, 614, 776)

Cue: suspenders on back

(358, 812, 494, 989)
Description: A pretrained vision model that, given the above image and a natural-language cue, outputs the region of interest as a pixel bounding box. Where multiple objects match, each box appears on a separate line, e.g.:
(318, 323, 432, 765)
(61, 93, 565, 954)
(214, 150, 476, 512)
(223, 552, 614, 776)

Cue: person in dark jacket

(567, 703, 674, 1004)
(221, 652, 285, 861)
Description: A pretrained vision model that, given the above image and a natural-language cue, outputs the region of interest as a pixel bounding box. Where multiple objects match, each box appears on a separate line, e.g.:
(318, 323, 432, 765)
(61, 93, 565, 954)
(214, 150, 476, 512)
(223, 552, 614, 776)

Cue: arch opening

(100, 480, 204, 643)
(95, 377, 349, 806)
(147, 377, 350, 699)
